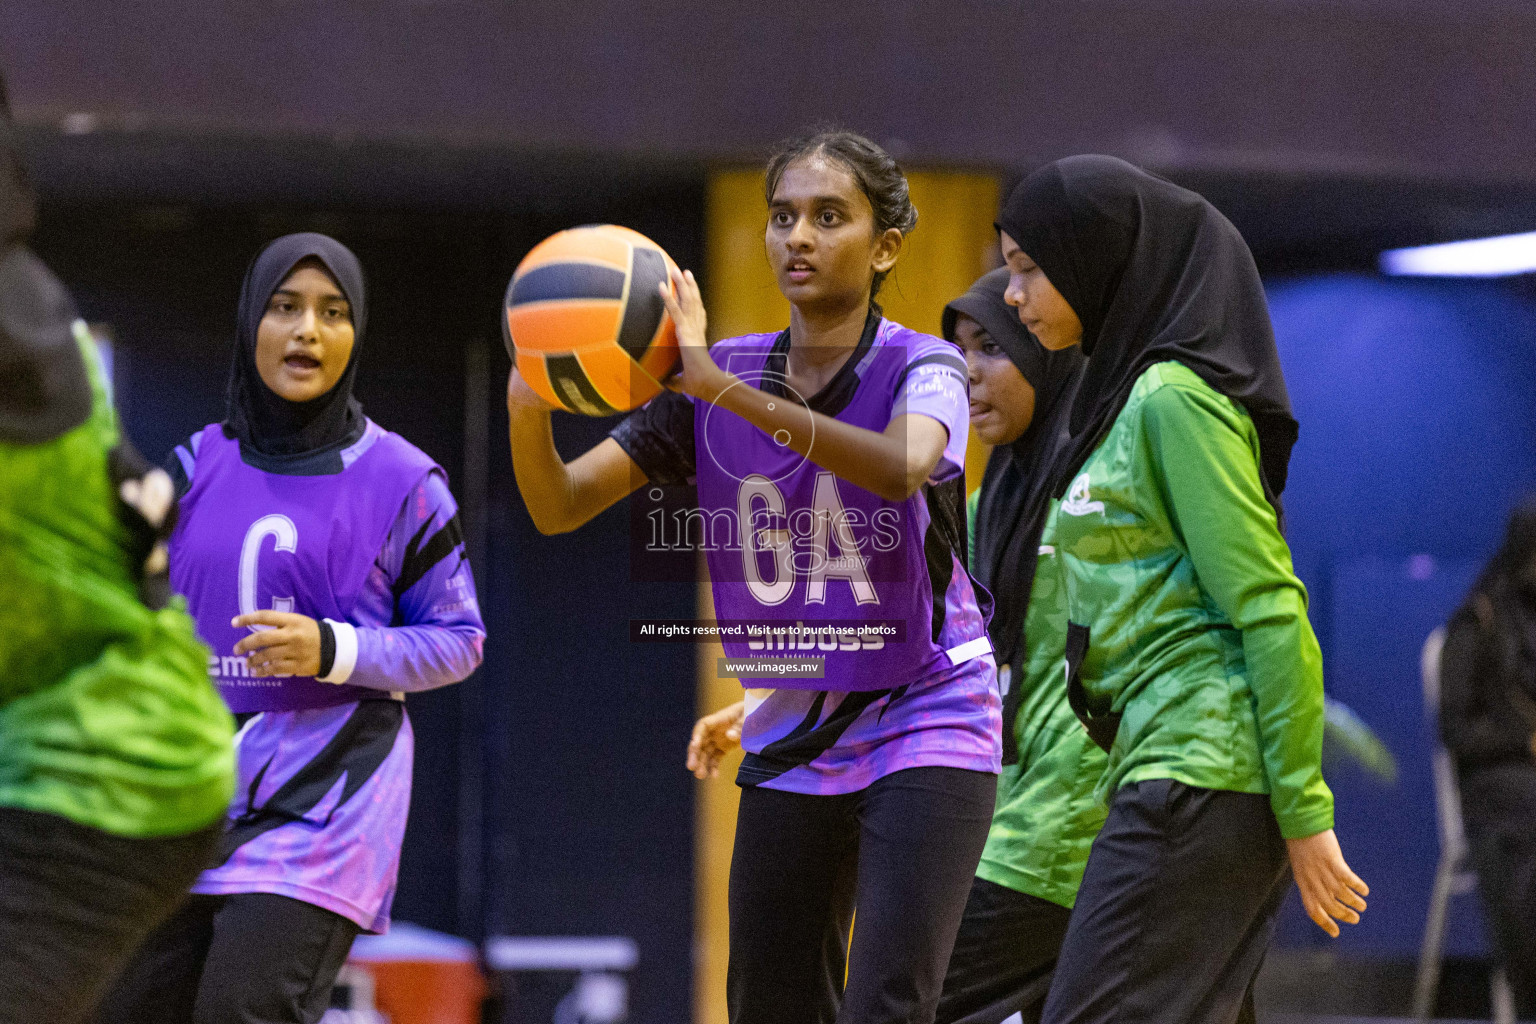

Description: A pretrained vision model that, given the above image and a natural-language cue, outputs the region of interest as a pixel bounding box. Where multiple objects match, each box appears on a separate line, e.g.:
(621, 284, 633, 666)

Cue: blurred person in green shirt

(0, 73, 234, 1024)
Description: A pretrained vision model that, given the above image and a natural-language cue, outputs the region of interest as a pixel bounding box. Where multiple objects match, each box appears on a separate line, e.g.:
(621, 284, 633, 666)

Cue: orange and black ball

(503, 225, 679, 415)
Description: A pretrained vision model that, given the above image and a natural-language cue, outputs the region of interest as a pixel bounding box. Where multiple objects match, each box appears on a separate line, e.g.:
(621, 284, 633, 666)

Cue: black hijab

(944, 268, 1084, 764)
(0, 71, 91, 445)
(996, 156, 1298, 515)
(224, 233, 367, 460)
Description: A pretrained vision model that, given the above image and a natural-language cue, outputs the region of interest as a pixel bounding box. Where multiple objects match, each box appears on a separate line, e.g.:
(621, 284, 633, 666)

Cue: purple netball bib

(696, 320, 979, 691)
(170, 422, 438, 712)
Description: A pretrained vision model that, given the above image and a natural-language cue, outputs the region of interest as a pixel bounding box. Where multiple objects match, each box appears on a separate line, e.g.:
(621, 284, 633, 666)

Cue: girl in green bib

(995, 156, 1367, 1024)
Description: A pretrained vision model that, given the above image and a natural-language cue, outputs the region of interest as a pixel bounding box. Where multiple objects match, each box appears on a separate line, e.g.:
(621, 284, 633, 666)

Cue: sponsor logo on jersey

(207, 651, 282, 687)
(1062, 472, 1106, 517)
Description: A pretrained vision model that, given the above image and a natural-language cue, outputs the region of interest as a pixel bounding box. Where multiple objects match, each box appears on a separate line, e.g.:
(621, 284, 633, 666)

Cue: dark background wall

(5, 0, 1536, 186)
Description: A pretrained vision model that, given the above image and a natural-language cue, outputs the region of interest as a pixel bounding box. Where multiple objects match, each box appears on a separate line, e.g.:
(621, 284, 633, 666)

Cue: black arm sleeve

(1440, 606, 1534, 767)
(608, 388, 697, 486)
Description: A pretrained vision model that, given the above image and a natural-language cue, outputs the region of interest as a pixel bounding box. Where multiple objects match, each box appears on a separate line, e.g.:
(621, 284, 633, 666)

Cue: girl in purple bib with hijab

(507, 131, 999, 1024)
(99, 234, 485, 1024)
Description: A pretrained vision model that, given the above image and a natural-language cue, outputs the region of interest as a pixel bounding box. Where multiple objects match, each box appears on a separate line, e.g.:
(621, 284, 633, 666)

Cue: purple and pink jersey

(612, 316, 1000, 795)
(168, 421, 484, 931)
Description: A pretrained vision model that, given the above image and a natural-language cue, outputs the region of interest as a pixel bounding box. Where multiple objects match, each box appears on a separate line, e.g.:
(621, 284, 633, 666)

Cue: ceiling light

(1380, 230, 1536, 277)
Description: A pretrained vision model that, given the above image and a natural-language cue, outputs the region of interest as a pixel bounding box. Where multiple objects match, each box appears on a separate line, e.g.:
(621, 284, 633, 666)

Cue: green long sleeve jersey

(0, 325, 234, 838)
(1050, 361, 1333, 839)
(969, 492, 1108, 908)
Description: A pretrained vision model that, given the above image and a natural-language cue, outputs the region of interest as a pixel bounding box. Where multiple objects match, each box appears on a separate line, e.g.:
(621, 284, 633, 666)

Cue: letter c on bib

(239, 514, 298, 628)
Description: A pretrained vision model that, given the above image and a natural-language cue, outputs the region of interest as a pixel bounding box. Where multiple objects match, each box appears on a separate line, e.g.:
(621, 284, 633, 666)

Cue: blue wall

(1268, 274, 1536, 955)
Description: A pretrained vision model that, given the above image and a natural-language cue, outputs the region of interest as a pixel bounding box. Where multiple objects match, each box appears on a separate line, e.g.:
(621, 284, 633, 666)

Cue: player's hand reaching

(1286, 829, 1369, 937)
(659, 267, 734, 405)
(687, 701, 746, 779)
(232, 611, 323, 678)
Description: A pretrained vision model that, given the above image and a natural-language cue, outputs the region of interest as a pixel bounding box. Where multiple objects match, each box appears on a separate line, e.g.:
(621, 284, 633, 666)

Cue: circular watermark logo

(700, 369, 816, 485)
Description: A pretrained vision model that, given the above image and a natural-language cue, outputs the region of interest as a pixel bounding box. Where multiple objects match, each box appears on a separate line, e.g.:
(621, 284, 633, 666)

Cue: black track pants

(1040, 781, 1288, 1024)
(0, 807, 218, 1024)
(95, 892, 360, 1024)
(934, 877, 1073, 1024)
(727, 766, 997, 1024)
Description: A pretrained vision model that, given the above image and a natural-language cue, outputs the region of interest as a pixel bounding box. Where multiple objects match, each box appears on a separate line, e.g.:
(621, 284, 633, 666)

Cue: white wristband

(319, 620, 359, 684)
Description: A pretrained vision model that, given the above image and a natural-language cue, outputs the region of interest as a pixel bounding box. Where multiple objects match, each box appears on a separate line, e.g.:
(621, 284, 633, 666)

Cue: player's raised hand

(232, 611, 323, 678)
(687, 701, 745, 779)
(1286, 829, 1369, 938)
(659, 267, 732, 404)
